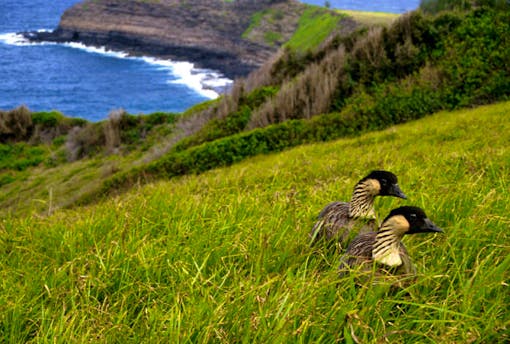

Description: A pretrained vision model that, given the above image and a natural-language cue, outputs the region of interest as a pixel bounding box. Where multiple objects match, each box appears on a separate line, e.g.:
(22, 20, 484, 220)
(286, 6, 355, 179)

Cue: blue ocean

(302, 0, 420, 13)
(0, 0, 419, 121)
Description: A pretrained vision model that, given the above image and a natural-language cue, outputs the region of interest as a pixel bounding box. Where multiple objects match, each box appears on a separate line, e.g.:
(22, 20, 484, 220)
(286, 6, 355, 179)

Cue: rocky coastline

(23, 0, 306, 79)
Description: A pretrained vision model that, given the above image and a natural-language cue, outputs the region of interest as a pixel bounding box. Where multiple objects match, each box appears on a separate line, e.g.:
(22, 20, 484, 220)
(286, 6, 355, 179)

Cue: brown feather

(309, 198, 377, 249)
(339, 232, 416, 280)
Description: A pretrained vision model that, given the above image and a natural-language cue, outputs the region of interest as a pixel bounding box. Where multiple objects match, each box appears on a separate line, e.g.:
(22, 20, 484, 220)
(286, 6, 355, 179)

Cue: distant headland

(23, 0, 308, 79)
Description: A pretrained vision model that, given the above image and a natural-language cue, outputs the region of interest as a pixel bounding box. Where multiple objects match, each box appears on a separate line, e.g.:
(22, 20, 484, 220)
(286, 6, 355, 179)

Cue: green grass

(0, 143, 49, 171)
(242, 10, 266, 39)
(1, 102, 509, 342)
(264, 31, 283, 46)
(285, 7, 345, 51)
(338, 9, 398, 27)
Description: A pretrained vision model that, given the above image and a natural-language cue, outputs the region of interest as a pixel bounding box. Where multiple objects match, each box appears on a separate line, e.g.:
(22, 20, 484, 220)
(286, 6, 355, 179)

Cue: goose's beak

(391, 183, 407, 199)
(423, 218, 443, 233)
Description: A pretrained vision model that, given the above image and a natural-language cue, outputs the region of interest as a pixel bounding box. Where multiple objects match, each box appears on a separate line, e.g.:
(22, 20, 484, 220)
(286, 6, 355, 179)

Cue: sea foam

(0, 31, 232, 99)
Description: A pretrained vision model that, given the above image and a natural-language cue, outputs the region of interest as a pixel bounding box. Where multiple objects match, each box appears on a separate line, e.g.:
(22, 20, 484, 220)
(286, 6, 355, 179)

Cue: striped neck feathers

(349, 178, 381, 218)
(372, 215, 409, 267)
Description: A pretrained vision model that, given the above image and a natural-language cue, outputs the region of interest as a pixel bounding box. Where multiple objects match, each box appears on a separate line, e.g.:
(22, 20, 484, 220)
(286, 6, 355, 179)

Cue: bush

(0, 106, 33, 143)
(31, 111, 64, 128)
(434, 8, 510, 107)
(66, 124, 105, 161)
(420, 0, 509, 14)
(173, 86, 279, 152)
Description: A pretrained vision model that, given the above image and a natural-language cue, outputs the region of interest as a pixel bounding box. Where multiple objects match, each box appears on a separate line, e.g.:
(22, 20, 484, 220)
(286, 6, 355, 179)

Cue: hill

(3, 5, 510, 216)
(2, 4, 509, 217)
(24, 0, 352, 78)
(1, 101, 509, 342)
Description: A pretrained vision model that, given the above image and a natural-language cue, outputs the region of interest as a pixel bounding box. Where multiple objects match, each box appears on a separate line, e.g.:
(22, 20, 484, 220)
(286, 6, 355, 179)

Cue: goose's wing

(338, 232, 376, 275)
(310, 201, 351, 244)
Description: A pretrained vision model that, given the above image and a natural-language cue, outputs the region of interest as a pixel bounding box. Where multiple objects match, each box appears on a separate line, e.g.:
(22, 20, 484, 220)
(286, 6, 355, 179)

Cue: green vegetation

(420, 0, 509, 13)
(0, 108, 177, 214)
(79, 7, 510, 204)
(337, 9, 398, 26)
(285, 7, 345, 51)
(1, 102, 509, 342)
(1, 4, 510, 341)
(173, 86, 279, 152)
(264, 31, 283, 46)
(241, 5, 305, 49)
(2, 6, 510, 216)
(0, 144, 46, 172)
(242, 10, 266, 39)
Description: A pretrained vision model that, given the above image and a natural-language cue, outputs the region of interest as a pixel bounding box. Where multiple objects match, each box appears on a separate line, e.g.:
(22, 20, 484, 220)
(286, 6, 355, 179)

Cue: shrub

(66, 124, 105, 161)
(31, 111, 64, 128)
(420, 0, 509, 14)
(0, 106, 33, 143)
(104, 109, 124, 153)
(249, 45, 346, 128)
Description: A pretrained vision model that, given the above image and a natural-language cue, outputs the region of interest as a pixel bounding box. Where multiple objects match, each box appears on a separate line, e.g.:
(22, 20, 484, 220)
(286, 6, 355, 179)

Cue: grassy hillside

(1, 102, 509, 342)
(336, 10, 397, 27)
(5, 6, 509, 216)
(284, 6, 347, 51)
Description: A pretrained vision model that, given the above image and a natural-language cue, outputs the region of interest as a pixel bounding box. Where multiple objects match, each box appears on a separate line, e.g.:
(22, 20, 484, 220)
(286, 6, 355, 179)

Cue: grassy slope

(285, 6, 345, 51)
(337, 9, 398, 27)
(0, 9, 398, 217)
(0, 147, 146, 215)
(1, 102, 509, 342)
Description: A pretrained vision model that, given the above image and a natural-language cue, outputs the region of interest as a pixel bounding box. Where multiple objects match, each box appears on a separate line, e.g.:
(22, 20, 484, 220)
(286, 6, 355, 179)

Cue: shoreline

(2, 31, 233, 100)
(22, 28, 256, 80)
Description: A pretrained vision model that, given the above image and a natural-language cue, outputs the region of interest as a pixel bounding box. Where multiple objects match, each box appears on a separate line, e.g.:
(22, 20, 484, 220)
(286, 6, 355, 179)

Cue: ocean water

(0, 0, 419, 122)
(300, 0, 420, 13)
(0, 0, 231, 121)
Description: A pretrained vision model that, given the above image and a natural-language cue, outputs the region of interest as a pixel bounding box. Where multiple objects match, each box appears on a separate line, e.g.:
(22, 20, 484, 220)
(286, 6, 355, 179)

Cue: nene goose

(339, 206, 443, 280)
(309, 170, 407, 249)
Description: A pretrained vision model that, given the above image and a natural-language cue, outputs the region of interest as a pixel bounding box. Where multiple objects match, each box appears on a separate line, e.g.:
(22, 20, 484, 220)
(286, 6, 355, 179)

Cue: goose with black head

(339, 206, 443, 279)
(310, 170, 407, 249)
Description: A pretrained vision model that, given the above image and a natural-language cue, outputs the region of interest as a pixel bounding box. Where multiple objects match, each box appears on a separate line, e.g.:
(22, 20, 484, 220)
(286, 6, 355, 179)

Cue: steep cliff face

(26, 0, 307, 78)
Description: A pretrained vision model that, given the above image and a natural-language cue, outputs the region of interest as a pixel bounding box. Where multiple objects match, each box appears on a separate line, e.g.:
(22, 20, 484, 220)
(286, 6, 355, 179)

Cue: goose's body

(310, 170, 407, 249)
(339, 232, 416, 276)
(312, 201, 377, 246)
(339, 206, 443, 280)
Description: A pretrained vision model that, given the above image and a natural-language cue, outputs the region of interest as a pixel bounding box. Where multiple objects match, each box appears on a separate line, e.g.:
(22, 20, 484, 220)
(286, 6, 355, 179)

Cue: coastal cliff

(25, 0, 309, 78)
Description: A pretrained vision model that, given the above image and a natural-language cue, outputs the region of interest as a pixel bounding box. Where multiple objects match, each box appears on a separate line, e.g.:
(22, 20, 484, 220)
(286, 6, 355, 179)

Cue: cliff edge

(25, 0, 309, 78)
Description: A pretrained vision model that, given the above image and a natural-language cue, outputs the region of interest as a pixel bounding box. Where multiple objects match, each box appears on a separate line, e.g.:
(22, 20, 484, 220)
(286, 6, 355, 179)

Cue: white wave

(165, 61, 232, 99)
(0, 32, 31, 45)
(0, 30, 232, 99)
(63, 41, 130, 59)
(0, 30, 54, 46)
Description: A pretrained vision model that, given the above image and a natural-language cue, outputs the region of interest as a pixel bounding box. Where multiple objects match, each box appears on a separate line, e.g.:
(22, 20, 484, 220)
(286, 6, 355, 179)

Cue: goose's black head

(361, 170, 407, 199)
(383, 206, 443, 235)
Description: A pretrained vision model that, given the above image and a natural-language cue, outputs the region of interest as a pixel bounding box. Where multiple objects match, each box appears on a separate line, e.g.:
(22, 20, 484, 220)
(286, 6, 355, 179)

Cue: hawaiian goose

(310, 170, 407, 249)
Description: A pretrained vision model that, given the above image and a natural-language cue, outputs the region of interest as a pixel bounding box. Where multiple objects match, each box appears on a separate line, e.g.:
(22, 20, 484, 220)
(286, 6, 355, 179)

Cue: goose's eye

(380, 178, 387, 186)
(410, 213, 417, 221)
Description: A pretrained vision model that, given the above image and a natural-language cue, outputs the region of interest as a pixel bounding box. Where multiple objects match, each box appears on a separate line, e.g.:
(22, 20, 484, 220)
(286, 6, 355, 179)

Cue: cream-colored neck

(372, 215, 408, 267)
(349, 179, 380, 218)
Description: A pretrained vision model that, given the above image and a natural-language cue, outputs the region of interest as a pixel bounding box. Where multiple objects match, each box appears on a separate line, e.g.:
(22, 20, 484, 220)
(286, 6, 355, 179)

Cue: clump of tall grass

(65, 109, 176, 161)
(0, 105, 32, 142)
(248, 44, 346, 128)
(1, 106, 87, 145)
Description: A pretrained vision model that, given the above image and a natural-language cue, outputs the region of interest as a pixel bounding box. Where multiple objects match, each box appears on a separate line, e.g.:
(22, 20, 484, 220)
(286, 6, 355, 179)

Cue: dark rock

(22, 0, 307, 79)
